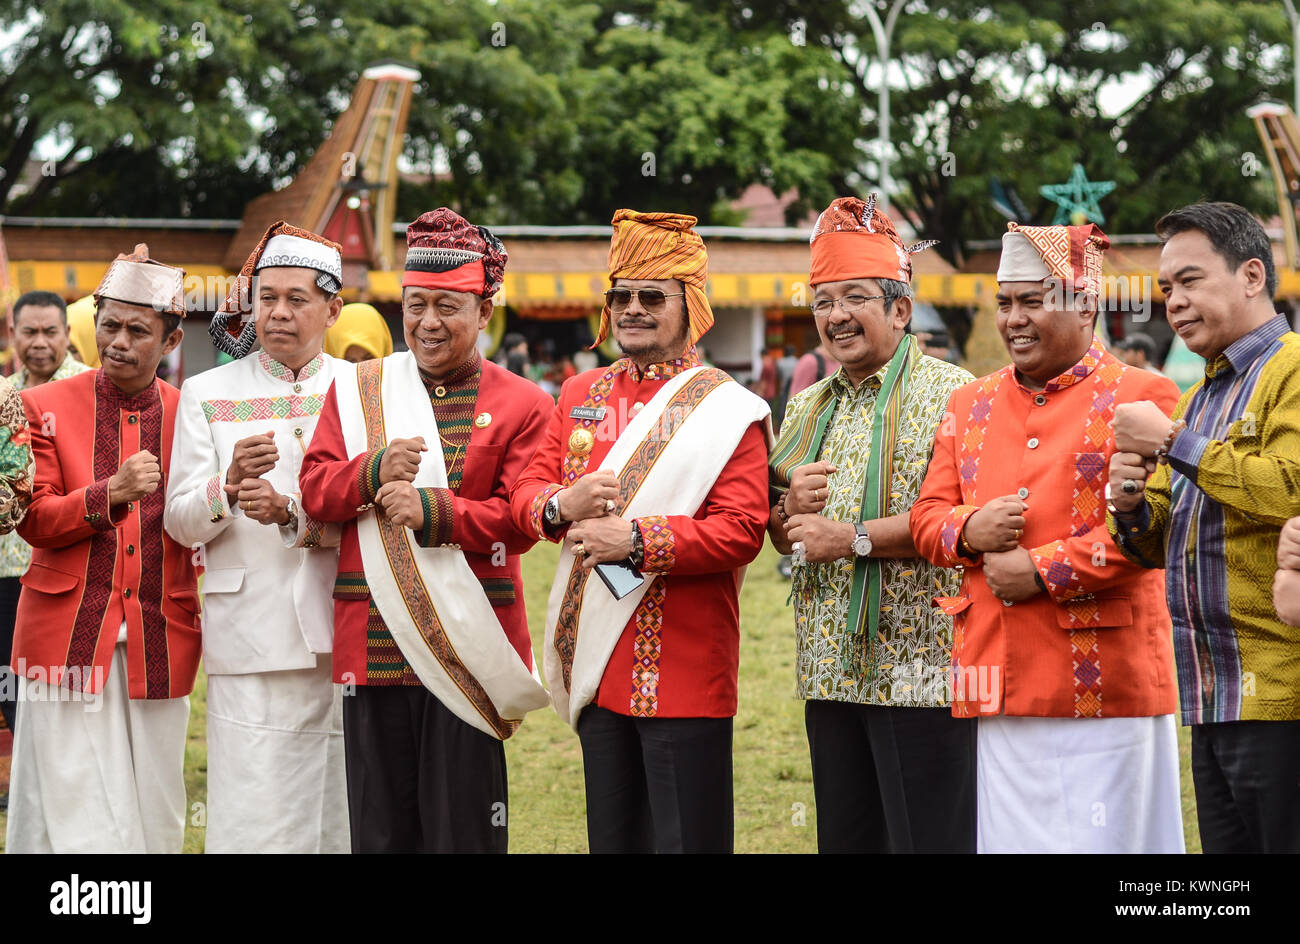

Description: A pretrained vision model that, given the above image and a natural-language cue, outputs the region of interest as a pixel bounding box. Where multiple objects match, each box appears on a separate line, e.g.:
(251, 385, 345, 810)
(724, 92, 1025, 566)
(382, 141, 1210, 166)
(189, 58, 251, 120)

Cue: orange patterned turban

(809, 194, 937, 286)
(996, 222, 1109, 297)
(595, 209, 713, 347)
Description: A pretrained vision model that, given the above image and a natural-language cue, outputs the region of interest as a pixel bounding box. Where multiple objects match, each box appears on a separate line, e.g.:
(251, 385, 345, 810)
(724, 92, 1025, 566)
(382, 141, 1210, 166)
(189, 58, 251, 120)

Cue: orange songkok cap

(809, 194, 937, 286)
(594, 209, 713, 347)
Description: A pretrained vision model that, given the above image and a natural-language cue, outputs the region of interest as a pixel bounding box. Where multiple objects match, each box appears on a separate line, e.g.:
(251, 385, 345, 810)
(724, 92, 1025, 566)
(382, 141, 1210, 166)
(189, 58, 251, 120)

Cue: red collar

(622, 346, 703, 383)
(95, 369, 161, 411)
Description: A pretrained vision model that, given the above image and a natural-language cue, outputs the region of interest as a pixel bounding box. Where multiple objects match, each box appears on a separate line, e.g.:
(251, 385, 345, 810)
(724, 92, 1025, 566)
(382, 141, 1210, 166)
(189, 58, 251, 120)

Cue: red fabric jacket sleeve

(633, 421, 769, 576)
(449, 390, 552, 555)
(18, 388, 116, 549)
(509, 382, 570, 543)
(299, 382, 378, 523)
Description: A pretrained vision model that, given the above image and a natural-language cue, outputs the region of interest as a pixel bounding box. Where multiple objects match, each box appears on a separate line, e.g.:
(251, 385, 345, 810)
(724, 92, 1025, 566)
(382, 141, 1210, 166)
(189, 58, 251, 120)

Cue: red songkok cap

(402, 208, 507, 297)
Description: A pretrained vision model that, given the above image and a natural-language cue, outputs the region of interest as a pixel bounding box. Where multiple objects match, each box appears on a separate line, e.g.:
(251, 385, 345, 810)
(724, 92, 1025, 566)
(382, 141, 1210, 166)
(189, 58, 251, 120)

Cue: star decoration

(1039, 164, 1116, 225)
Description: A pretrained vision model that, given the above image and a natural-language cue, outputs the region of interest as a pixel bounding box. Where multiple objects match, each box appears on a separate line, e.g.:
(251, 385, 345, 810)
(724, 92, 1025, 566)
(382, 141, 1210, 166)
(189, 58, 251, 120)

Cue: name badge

(569, 406, 606, 421)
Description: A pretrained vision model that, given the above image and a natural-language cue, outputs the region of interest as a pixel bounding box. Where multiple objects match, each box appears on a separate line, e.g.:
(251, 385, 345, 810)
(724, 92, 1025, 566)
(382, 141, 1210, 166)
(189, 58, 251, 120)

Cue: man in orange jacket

(5, 244, 200, 853)
(910, 222, 1184, 853)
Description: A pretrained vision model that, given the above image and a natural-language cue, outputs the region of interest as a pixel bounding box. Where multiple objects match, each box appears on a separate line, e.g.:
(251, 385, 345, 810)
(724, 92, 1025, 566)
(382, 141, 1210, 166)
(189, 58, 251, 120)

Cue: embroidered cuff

(83, 479, 115, 532)
(1029, 539, 1087, 603)
(357, 448, 386, 504)
(939, 505, 980, 566)
(281, 508, 332, 549)
(1167, 427, 1210, 482)
(529, 483, 564, 542)
(635, 515, 675, 574)
(206, 475, 227, 522)
(416, 487, 455, 547)
(302, 515, 328, 548)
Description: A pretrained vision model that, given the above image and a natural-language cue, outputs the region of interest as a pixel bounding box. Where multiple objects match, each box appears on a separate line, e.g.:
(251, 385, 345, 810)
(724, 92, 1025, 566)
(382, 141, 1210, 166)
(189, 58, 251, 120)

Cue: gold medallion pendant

(568, 427, 595, 456)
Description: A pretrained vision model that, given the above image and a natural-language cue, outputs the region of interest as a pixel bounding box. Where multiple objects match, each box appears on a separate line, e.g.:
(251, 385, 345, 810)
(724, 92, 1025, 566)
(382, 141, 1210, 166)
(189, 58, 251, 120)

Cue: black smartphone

(595, 559, 646, 600)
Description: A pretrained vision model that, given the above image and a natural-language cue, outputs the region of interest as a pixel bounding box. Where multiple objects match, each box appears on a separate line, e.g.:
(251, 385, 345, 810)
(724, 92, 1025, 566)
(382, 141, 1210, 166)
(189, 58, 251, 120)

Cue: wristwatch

(283, 496, 300, 532)
(630, 521, 645, 568)
(852, 522, 873, 557)
(544, 493, 563, 526)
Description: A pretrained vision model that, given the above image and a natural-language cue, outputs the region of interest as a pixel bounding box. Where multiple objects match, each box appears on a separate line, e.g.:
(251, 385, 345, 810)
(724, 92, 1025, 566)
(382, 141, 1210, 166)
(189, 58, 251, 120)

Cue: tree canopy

(1, 1, 1293, 259)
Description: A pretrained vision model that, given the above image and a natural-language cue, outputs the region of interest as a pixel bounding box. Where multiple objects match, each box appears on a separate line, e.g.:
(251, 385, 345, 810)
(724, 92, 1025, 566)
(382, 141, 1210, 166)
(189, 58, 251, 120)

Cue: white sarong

(204, 658, 349, 853)
(976, 714, 1185, 853)
(5, 641, 189, 854)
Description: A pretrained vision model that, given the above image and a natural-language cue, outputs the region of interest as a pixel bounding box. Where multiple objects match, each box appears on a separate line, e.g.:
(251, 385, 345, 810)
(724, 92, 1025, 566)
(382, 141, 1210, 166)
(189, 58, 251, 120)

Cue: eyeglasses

(810, 294, 888, 318)
(604, 288, 685, 314)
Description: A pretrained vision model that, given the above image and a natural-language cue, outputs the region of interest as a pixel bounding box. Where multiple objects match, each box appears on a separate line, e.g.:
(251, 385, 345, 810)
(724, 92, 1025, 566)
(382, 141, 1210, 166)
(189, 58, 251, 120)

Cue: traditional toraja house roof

(7, 65, 1300, 311)
(224, 62, 420, 279)
(4, 73, 1297, 388)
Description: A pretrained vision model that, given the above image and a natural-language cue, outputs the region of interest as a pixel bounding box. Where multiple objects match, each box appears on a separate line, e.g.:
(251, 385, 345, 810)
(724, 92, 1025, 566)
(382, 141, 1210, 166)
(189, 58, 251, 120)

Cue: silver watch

(544, 493, 562, 526)
(284, 496, 300, 532)
(852, 522, 873, 557)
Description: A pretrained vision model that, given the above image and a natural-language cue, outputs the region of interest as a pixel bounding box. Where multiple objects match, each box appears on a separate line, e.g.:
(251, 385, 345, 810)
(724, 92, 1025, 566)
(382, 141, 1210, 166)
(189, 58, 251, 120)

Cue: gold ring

(574, 542, 585, 556)
(605, 499, 616, 513)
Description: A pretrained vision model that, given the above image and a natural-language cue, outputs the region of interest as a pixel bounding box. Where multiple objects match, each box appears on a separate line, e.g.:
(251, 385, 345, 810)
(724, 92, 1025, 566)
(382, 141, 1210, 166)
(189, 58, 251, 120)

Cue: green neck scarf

(773, 335, 919, 676)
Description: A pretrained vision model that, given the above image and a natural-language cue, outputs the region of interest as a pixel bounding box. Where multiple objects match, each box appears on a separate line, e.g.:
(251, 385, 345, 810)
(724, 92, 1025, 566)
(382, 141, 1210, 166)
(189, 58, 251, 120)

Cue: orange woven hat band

(595, 209, 713, 347)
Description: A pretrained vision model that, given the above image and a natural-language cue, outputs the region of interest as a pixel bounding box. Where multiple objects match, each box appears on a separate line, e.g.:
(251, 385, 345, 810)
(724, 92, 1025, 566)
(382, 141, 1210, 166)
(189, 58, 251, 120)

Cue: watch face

(854, 535, 872, 556)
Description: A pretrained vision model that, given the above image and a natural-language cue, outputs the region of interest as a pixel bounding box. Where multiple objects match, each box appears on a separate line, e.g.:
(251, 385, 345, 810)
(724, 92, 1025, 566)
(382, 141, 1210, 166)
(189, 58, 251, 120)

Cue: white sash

(334, 352, 549, 739)
(545, 366, 770, 728)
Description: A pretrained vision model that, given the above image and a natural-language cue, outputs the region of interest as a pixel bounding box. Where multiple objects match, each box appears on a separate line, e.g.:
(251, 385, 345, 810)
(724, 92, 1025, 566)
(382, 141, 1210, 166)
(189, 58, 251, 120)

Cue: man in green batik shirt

(768, 195, 973, 853)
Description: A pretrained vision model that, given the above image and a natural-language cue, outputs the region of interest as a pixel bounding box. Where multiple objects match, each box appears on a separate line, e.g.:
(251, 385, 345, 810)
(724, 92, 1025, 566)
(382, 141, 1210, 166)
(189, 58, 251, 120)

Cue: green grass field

(2, 540, 1200, 853)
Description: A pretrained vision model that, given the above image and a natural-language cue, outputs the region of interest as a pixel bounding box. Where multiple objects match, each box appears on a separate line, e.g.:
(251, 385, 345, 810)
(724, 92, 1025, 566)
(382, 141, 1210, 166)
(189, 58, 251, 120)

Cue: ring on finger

(1121, 478, 1139, 495)
(574, 542, 585, 556)
(605, 499, 616, 513)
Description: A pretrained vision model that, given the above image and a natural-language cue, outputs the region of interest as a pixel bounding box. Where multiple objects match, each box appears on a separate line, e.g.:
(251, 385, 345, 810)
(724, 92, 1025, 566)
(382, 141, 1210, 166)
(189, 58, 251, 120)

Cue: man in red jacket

(6, 244, 200, 853)
(909, 222, 1183, 852)
(299, 209, 551, 853)
(511, 210, 771, 854)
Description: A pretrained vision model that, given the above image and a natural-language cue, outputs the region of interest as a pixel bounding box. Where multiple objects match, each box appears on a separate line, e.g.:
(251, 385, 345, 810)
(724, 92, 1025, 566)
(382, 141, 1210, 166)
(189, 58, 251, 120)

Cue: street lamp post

(863, 0, 908, 211)
(1285, 0, 1300, 115)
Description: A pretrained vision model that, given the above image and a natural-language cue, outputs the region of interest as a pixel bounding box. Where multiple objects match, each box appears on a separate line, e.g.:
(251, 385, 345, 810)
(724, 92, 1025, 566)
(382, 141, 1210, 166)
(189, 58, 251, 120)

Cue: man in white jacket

(165, 221, 349, 853)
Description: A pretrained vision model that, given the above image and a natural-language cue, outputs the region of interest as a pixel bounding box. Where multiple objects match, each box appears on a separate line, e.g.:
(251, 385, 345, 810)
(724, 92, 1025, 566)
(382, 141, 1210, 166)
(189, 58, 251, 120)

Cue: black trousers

(1191, 719, 1300, 853)
(805, 700, 977, 854)
(0, 575, 20, 733)
(342, 684, 508, 854)
(577, 705, 733, 854)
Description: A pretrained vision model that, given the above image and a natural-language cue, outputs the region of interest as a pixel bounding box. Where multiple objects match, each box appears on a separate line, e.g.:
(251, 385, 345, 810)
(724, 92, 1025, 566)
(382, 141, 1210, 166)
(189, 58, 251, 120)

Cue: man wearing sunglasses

(512, 209, 770, 853)
(768, 195, 975, 852)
